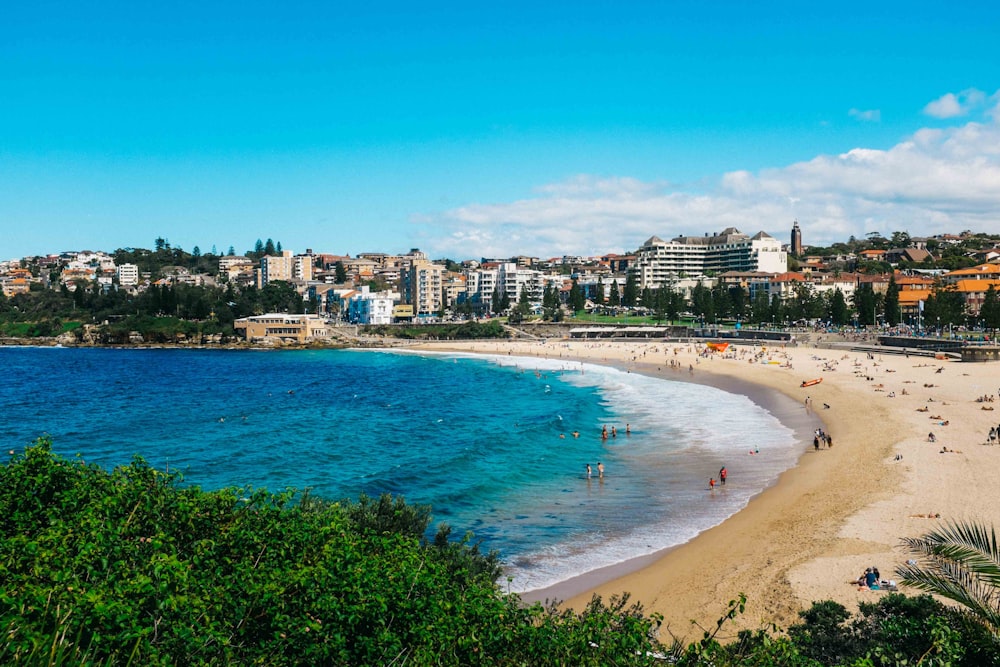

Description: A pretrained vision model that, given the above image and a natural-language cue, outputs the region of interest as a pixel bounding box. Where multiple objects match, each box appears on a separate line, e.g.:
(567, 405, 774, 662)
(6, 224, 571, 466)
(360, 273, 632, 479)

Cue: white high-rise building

(631, 228, 786, 288)
(116, 263, 139, 287)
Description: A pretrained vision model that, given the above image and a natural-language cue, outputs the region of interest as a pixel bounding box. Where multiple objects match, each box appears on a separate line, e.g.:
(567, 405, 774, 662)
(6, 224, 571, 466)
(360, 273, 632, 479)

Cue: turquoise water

(0, 346, 800, 592)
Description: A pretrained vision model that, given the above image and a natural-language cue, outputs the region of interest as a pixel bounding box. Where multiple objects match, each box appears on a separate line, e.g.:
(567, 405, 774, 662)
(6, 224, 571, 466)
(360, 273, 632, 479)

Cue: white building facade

(631, 228, 786, 289)
(116, 263, 139, 287)
(343, 286, 397, 325)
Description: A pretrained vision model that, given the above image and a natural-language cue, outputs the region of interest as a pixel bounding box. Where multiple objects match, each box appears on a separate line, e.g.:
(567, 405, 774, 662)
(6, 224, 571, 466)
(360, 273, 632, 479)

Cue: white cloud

(848, 108, 881, 122)
(923, 88, 987, 118)
(414, 112, 1000, 258)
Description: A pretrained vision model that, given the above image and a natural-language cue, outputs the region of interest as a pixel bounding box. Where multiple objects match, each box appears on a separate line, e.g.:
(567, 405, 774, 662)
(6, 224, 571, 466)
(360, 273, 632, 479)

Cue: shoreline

(412, 338, 1000, 635)
(516, 359, 827, 605)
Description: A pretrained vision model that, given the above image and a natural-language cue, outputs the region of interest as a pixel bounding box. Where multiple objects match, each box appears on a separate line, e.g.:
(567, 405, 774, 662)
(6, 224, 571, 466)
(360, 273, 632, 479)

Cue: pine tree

(979, 285, 1000, 332)
(568, 279, 585, 313)
(885, 275, 901, 325)
(623, 273, 638, 307)
(609, 281, 621, 307)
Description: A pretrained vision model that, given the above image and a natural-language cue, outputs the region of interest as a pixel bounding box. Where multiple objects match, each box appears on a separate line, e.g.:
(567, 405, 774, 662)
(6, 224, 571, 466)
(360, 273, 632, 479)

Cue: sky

(2, 1, 1000, 261)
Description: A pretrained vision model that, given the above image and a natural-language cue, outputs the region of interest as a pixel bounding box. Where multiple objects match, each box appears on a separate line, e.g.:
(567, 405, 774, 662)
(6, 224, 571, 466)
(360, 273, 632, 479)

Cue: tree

(710, 282, 731, 322)
(980, 285, 1000, 332)
(264, 238, 276, 256)
(490, 287, 506, 316)
(568, 278, 585, 313)
(623, 273, 638, 308)
(890, 230, 912, 248)
(690, 283, 712, 323)
(664, 285, 687, 322)
(853, 282, 878, 326)
(609, 280, 621, 307)
(923, 285, 967, 329)
(898, 520, 1000, 634)
(192, 245, 201, 258)
(0, 441, 546, 664)
(227, 246, 236, 256)
(866, 231, 888, 249)
(885, 274, 901, 326)
(728, 285, 747, 321)
(510, 285, 532, 323)
(750, 289, 770, 325)
(335, 261, 348, 284)
(593, 280, 605, 306)
(828, 288, 849, 326)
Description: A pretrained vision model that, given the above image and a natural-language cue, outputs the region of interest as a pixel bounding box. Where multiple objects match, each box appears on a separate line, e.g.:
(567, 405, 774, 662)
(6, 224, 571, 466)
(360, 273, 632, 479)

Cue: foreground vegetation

(3, 439, 999, 665)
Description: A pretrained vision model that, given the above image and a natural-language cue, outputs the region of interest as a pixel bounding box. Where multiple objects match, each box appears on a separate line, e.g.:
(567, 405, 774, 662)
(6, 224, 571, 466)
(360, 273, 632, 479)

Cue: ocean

(0, 346, 800, 593)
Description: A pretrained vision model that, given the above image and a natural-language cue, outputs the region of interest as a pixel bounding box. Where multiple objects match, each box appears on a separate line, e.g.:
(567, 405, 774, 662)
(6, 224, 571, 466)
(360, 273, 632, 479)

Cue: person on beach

(814, 435, 820, 451)
(597, 462, 605, 478)
(611, 426, 617, 438)
(626, 423, 631, 435)
(719, 467, 727, 486)
(601, 425, 608, 440)
(709, 477, 715, 490)
(586, 463, 592, 479)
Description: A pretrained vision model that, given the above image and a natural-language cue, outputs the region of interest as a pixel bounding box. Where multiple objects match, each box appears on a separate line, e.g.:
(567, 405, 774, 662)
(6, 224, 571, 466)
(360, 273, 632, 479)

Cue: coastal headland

(412, 338, 1000, 635)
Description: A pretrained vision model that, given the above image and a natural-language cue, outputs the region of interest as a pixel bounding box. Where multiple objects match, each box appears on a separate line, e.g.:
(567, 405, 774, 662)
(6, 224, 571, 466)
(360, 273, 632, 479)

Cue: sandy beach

(412, 337, 1000, 637)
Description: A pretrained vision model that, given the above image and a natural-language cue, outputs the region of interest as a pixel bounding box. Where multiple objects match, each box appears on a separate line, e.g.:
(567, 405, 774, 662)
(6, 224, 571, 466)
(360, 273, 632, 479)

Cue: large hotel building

(630, 228, 787, 288)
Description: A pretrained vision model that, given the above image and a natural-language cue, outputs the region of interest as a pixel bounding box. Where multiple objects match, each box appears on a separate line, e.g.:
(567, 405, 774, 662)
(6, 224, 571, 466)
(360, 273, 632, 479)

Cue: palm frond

(897, 519, 1000, 634)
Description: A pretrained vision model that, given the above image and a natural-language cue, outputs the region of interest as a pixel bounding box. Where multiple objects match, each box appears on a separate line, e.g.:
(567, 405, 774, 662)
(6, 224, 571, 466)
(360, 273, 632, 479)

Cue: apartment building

(257, 250, 313, 288)
(403, 260, 443, 316)
(116, 263, 139, 287)
(631, 229, 786, 289)
(441, 271, 468, 309)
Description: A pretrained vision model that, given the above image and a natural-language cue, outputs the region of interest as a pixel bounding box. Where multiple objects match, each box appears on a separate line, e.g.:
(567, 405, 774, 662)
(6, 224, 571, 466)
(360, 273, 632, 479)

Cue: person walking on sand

(719, 467, 727, 486)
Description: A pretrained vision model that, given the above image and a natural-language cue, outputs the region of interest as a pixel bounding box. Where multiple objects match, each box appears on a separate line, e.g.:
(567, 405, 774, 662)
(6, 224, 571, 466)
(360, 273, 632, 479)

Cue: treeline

(2, 439, 999, 665)
(110, 237, 285, 279)
(0, 280, 307, 341)
(363, 320, 509, 340)
(574, 275, 1000, 330)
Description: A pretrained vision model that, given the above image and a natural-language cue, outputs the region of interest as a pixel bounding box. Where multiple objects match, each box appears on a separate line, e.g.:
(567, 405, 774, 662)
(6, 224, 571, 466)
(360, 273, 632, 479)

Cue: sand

(410, 336, 1000, 638)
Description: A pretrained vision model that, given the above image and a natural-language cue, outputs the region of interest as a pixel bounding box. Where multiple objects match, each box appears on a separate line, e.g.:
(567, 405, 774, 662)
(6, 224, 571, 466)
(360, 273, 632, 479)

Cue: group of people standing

(813, 428, 832, 450)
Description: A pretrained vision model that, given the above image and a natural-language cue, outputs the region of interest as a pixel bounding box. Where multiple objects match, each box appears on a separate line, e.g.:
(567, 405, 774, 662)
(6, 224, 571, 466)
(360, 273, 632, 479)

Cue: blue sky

(3, 1, 999, 261)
